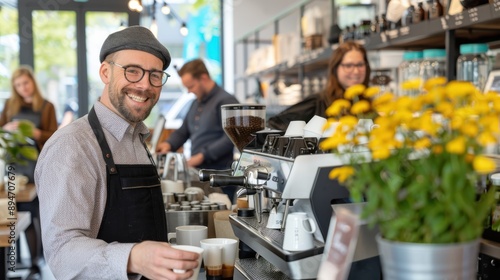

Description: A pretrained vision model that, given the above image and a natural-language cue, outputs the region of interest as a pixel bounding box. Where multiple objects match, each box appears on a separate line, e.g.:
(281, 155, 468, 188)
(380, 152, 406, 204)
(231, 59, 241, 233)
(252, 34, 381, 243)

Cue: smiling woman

(268, 41, 372, 131)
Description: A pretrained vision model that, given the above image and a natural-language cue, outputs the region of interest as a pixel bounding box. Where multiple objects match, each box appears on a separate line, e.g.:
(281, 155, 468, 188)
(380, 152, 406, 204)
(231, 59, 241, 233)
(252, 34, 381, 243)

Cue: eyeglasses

(339, 63, 366, 72)
(109, 61, 170, 87)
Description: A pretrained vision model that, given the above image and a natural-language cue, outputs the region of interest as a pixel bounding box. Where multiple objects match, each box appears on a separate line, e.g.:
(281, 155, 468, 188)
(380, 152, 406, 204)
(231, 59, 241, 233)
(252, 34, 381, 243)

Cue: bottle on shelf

(378, 14, 389, 33)
(351, 24, 358, 40)
(370, 15, 379, 34)
(340, 26, 352, 43)
(456, 43, 491, 90)
(420, 49, 447, 89)
(428, 0, 444, 19)
(402, 5, 415, 26)
(414, 2, 428, 23)
(358, 20, 372, 39)
(398, 51, 424, 96)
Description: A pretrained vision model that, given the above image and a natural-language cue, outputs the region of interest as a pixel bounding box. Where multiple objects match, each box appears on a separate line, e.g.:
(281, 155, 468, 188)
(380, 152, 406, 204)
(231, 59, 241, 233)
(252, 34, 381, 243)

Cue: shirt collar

(93, 101, 150, 142)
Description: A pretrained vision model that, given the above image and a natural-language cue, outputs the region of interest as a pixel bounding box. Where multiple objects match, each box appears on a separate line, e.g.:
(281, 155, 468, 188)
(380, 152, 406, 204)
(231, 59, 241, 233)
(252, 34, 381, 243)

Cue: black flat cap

(99, 26, 171, 70)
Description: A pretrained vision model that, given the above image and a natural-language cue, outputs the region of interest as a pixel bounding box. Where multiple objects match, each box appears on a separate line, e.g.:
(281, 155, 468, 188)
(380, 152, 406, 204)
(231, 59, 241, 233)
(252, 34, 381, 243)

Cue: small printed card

(317, 207, 360, 280)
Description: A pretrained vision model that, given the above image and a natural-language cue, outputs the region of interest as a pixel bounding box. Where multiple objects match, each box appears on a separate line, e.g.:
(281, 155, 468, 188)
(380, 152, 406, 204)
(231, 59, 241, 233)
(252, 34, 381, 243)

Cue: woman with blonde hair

(0, 65, 57, 278)
(1, 65, 57, 151)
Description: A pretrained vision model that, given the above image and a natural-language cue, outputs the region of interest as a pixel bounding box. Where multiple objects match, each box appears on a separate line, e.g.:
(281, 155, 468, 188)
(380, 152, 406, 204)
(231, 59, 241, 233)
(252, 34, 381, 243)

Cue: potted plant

(0, 120, 38, 188)
(320, 79, 500, 279)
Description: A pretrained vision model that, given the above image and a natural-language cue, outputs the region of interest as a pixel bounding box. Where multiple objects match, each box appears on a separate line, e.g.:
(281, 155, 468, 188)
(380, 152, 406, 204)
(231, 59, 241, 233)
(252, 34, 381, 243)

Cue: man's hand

(187, 153, 204, 167)
(156, 142, 172, 154)
(128, 241, 199, 280)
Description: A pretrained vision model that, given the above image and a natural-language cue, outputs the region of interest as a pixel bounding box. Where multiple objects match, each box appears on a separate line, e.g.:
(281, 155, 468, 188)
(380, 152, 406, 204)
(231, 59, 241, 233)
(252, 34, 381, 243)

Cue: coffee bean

(223, 116, 264, 151)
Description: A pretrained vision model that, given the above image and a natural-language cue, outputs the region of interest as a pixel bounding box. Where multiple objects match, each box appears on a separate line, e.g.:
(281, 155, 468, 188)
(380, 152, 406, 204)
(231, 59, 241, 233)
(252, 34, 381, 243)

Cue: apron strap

(88, 107, 118, 175)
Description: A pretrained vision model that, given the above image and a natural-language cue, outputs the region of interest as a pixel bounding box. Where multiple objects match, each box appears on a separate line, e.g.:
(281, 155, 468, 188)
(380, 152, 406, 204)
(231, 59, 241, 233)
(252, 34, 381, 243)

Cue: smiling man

(35, 26, 199, 280)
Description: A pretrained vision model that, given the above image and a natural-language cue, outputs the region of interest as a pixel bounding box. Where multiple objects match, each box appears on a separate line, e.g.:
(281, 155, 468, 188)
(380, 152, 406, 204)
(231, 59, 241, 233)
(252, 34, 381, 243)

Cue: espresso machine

(200, 108, 381, 279)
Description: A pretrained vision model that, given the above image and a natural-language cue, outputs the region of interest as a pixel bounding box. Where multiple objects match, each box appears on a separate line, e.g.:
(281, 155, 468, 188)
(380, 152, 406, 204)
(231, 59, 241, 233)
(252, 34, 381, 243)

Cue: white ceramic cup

(303, 115, 327, 136)
(161, 179, 184, 194)
(168, 225, 208, 247)
(200, 238, 238, 279)
(282, 212, 317, 251)
(284, 120, 306, 137)
(171, 245, 204, 280)
(303, 129, 322, 139)
(266, 208, 284, 229)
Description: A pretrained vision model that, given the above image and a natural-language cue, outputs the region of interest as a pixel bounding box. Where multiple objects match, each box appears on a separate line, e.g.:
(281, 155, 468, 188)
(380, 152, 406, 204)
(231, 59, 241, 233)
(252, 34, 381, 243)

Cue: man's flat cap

(99, 26, 171, 70)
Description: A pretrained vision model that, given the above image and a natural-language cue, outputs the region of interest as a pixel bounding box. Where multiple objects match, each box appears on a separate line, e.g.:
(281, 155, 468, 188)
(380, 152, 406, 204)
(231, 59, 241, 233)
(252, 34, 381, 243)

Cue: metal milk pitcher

(161, 152, 191, 189)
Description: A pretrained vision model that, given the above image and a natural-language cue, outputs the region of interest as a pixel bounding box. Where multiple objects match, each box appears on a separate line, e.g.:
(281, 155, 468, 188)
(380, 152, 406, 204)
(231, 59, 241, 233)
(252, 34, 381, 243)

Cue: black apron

(88, 107, 167, 243)
(10, 101, 46, 183)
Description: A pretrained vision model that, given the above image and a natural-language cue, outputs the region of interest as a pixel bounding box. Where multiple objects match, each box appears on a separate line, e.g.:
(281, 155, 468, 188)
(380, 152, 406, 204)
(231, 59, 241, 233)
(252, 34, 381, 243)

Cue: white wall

(232, 0, 305, 40)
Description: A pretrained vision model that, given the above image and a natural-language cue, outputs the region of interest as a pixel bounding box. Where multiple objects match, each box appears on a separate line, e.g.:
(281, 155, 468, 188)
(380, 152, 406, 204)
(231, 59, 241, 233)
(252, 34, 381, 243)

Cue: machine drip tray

(229, 213, 324, 262)
(235, 258, 290, 280)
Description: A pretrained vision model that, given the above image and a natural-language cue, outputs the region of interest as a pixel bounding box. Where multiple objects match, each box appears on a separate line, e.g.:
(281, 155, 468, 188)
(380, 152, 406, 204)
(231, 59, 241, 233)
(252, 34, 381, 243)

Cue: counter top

(0, 211, 31, 247)
(480, 238, 500, 259)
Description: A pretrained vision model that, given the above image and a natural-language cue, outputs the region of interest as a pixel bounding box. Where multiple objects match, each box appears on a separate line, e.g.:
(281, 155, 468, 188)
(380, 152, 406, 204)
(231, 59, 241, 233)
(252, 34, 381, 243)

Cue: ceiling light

(161, 2, 171, 15)
(180, 23, 188, 36)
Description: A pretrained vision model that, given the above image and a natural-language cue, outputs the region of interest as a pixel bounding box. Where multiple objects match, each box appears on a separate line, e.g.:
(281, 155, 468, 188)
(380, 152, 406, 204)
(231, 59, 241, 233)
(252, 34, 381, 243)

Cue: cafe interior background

(3, 0, 500, 279)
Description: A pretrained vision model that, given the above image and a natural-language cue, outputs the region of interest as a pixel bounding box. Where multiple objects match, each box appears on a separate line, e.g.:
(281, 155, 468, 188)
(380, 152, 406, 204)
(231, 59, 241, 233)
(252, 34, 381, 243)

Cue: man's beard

(109, 86, 155, 123)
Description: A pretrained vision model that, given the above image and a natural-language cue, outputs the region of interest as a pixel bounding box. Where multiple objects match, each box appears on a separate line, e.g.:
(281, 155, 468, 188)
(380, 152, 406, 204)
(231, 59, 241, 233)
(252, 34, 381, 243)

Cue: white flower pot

(376, 235, 479, 280)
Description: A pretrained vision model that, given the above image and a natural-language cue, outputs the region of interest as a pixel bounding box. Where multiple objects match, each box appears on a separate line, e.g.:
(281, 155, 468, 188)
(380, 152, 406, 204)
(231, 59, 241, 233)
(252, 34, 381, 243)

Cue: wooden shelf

(364, 3, 500, 50)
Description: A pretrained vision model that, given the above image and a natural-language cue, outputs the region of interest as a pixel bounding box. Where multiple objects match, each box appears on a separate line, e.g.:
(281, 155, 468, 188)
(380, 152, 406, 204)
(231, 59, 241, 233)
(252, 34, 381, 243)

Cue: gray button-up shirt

(35, 101, 151, 279)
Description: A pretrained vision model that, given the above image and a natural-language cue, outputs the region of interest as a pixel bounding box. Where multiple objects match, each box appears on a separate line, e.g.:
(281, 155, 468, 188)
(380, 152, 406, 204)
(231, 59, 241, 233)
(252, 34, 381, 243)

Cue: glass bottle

(429, 0, 444, 19)
(398, 51, 424, 96)
(370, 15, 379, 34)
(341, 26, 352, 43)
(403, 5, 415, 26)
(351, 24, 358, 40)
(416, 2, 428, 22)
(420, 49, 447, 90)
(378, 14, 388, 33)
(456, 43, 491, 90)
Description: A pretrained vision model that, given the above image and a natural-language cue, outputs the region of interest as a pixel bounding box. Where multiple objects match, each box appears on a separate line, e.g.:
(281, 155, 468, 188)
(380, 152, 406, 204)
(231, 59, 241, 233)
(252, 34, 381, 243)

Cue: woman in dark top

(268, 41, 372, 130)
(0, 65, 57, 151)
(0, 65, 57, 277)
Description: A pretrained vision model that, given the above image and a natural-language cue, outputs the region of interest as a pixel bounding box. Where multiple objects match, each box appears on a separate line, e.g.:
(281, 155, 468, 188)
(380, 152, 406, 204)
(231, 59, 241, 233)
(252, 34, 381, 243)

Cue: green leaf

(19, 146, 38, 161)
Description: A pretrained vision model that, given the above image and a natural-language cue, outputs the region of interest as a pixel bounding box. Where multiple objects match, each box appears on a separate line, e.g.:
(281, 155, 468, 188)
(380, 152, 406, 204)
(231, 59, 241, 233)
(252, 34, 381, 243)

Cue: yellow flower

(473, 99, 490, 115)
(446, 137, 466, 154)
(326, 99, 351, 117)
(445, 81, 476, 98)
(344, 84, 366, 100)
(477, 132, 497, 147)
(373, 92, 395, 107)
(432, 145, 443, 154)
(436, 102, 454, 117)
(320, 132, 348, 150)
(480, 115, 500, 134)
(372, 147, 391, 160)
(350, 100, 371, 115)
(364, 86, 380, 98)
(414, 138, 431, 150)
(401, 78, 422, 90)
(418, 113, 439, 136)
(393, 109, 413, 124)
(460, 122, 478, 138)
(329, 166, 355, 183)
(423, 76, 447, 91)
(338, 115, 358, 130)
(473, 155, 496, 174)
